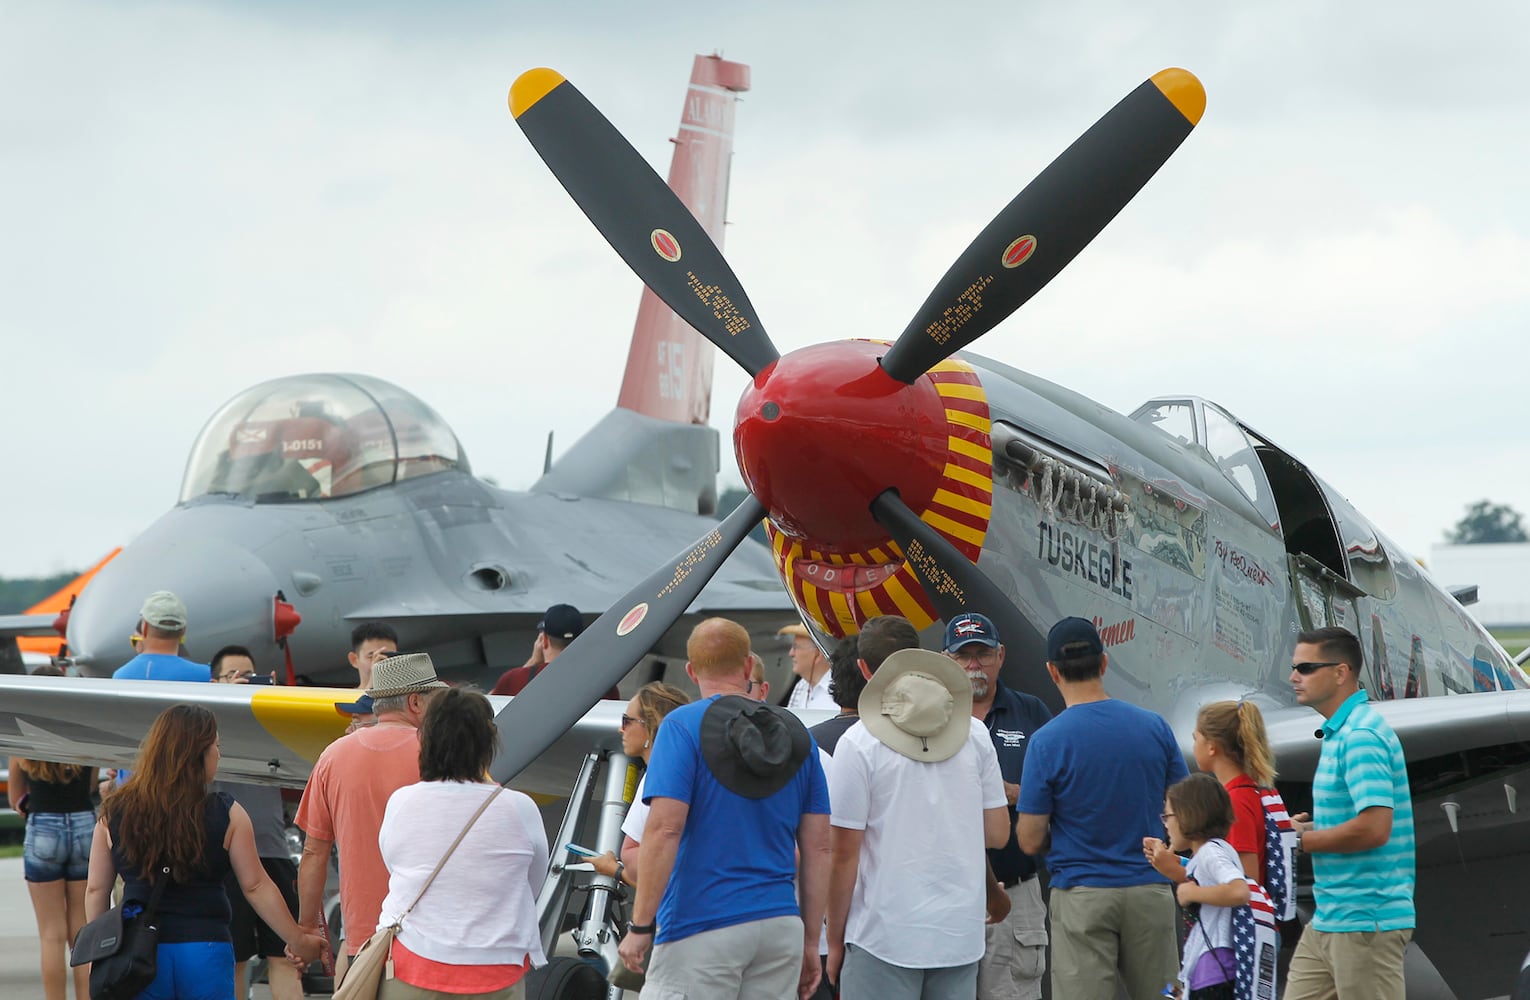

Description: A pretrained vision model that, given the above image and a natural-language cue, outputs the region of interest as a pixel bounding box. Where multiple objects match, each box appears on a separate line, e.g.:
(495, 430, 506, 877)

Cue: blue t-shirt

(643, 695, 831, 944)
(1016, 698, 1188, 889)
(113, 653, 211, 682)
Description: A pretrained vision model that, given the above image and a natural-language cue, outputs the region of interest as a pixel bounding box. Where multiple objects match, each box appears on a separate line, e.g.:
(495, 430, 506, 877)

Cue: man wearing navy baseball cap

(1013, 617, 1187, 1000)
(943, 613, 1053, 1000)
(491, 603, 619, 700)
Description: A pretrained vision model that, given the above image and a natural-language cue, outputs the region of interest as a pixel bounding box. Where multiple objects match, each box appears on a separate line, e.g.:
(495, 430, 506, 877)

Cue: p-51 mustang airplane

(0, 54, 792, 690)
(4, 59, 1527, 998)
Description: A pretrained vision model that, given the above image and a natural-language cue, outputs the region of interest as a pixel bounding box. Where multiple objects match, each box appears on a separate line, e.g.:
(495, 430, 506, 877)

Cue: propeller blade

(879, 68, 1206, 384)
(510, 69, 779, 377)
(489, 492, 768, 783)
(868, 489, 1060, 713)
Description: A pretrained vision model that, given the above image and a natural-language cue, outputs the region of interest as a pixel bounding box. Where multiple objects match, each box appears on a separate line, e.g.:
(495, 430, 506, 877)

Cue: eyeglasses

(1160, 813, 1175, 823)
(221, 671, 254, 681)
(1291, 661, 1342, 675)
(949, 647, 999, 664)
(619, 714, 644, 729)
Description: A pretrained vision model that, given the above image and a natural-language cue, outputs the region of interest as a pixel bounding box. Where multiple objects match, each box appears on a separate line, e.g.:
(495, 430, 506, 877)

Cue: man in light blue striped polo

(1286, 626, 1414, 1000)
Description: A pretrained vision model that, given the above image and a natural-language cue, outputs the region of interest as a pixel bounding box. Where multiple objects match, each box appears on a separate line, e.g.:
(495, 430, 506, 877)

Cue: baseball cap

(1047, 616, 1104, 662)
(335, 694, 374, 716)
(538, 604, 585, 641)
(942, 612, 1000, 652)
(139, 591, 188, 631)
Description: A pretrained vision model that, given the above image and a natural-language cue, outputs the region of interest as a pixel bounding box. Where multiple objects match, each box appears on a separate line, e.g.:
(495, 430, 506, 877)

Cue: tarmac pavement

(0, 857, 289, 1000)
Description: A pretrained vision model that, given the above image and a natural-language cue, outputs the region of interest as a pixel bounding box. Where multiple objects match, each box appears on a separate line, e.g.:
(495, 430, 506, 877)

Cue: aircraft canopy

(180, 374, 470, 503)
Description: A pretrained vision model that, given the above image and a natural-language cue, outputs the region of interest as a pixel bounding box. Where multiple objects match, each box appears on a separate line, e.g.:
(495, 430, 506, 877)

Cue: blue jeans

(23, 809, 95, 883)
(138, 941, 236, 1000)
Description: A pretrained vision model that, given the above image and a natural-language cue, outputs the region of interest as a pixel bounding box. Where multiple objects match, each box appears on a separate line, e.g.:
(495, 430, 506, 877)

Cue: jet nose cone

(67, 533, 282, 676)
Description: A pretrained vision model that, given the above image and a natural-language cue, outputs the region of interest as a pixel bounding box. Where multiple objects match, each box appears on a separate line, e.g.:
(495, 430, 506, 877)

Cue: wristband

(615, 859, 626, 882)
(627, 921, 655, 935)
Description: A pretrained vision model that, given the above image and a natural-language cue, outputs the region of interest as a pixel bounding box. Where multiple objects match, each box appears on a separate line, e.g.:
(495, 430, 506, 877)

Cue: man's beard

(967, 669, 991, 701)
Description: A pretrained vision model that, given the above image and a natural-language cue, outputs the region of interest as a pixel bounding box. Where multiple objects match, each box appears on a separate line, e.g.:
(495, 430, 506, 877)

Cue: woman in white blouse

(591, 682, 690, 887)
(377, 688, 548, 999)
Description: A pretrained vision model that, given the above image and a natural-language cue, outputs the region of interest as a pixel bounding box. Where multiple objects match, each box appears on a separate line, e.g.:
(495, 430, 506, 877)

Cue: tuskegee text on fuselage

(1038, 520, 1132, 600)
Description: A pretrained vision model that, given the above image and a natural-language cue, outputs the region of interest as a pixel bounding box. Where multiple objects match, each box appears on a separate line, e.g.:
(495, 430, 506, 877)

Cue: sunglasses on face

(619, 714, 644, 729)
(1291, 660, 1342, 675)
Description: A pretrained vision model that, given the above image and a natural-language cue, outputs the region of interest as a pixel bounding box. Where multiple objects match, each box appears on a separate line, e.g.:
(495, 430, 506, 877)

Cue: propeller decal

(766, 358, 993, 638)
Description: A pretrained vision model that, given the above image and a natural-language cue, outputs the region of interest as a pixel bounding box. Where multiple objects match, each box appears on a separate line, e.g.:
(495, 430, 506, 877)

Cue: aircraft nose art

(763, 358, 993, 638)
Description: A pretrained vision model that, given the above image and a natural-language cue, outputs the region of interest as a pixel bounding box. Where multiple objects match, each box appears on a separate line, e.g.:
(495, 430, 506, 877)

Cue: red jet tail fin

(615, 53, 751, 426)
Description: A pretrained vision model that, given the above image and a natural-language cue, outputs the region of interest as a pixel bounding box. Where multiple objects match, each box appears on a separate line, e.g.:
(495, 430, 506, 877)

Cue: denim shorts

(23, 809, 96, 883)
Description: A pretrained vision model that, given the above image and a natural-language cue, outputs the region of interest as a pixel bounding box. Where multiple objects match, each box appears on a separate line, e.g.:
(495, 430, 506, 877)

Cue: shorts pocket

(1013, 925, 1048, 980)
(25, 821, 65, 864)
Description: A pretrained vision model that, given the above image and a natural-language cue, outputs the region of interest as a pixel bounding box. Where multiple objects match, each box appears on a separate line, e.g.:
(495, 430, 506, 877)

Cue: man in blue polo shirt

(617, 617, 831, 999)
(1286, 626, 1414, 1000)
(945, 612, 1053, 1000)
(1016, 617, 1186, 1000)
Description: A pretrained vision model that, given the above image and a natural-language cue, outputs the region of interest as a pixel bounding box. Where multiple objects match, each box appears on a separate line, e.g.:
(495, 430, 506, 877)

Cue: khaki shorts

(977, 877, 1047, 1000)
(1283, 926, 1412, 1000)
(1049, 883, 1177, 1000)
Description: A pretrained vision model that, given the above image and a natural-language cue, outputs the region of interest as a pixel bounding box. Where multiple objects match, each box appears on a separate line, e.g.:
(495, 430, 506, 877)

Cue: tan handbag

(333, 785, 506, 1000)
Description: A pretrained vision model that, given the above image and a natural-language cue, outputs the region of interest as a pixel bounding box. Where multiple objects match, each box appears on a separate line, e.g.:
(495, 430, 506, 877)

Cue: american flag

(1233, 879, 1279, 1000)
(1259, 787, 1298, 921)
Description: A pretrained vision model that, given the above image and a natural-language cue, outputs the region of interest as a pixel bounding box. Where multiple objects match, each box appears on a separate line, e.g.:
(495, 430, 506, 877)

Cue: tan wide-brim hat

(858, 648, 973, 762)
(777, 623, 811, 639)
(366, 652, 450, 699)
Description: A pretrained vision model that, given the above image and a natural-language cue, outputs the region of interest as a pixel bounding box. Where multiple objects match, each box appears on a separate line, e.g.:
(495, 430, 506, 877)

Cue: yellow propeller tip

(510, 68, 566, 118)
(1150, 68, 1206, 126)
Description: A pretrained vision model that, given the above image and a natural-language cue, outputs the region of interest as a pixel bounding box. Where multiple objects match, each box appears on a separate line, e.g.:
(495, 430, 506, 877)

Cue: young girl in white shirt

(1154, 772, 1249, 1000)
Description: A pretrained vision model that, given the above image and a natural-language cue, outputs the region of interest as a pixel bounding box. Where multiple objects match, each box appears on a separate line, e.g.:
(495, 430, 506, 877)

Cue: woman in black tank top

(85, 705, 327, 999)
(9, 752, 96, 1000)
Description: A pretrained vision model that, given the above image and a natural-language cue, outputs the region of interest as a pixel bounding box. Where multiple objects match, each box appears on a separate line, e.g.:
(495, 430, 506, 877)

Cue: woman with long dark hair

(8, 739, 96, 1000)
(85, 704, 324, 999)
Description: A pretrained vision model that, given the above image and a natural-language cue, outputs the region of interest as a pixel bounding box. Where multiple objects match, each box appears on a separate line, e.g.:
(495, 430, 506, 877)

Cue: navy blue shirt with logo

(984, 683, 1053, 883)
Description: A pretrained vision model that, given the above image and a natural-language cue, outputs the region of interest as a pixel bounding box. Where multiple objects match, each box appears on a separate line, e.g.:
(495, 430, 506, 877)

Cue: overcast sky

(3, 0, 1528, 579)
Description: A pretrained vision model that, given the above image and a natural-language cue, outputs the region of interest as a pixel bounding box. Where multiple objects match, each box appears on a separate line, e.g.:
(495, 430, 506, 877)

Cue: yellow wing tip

(1150, 68, 1206, 126)
(510, 68, 566, 117)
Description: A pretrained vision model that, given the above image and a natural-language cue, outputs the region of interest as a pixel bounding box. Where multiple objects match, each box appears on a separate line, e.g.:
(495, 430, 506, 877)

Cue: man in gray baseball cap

(112, 590, 210, 682)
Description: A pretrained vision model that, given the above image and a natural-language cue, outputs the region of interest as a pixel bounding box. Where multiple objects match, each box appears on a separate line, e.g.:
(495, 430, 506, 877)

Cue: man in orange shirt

(295, 653, 447, 978)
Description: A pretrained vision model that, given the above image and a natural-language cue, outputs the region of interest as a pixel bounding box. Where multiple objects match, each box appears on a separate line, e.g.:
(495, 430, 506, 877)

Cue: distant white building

(1427, 543, 1530, 628)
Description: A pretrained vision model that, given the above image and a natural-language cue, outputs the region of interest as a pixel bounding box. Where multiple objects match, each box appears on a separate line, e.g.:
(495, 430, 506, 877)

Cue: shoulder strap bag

(334, 785, 506, 1000)
(72, 864, 172, 1000)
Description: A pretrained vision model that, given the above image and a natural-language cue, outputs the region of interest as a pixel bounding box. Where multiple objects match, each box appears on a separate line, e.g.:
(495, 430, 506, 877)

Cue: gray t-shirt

(212, 780, 288, 859)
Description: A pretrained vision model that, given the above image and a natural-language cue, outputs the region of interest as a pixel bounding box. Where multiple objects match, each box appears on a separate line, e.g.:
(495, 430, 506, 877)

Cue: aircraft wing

(0, 677, 842, 798)
(0, 614, 61, 638)
(1262, 689, 1530, 781)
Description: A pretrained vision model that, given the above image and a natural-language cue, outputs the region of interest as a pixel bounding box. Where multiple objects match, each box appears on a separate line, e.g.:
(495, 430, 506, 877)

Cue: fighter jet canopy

(180, 373, 469, 503)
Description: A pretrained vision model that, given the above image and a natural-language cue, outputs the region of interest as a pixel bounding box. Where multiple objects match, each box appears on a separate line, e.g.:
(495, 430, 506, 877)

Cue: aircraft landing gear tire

(523, 956, 606, 1000)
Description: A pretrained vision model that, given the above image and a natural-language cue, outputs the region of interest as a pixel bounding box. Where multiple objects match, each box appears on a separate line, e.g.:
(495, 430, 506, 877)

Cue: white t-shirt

(378, 781, 549, 967)
(828, 718, 1007, 968)
(788, 671, 836, 711)
(1180, 837, 1244, 992)
(622, 774, 649, 842)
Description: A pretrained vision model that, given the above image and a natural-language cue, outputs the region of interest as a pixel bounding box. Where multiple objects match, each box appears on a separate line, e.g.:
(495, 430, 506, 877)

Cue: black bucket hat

(699, 695, 811, 799)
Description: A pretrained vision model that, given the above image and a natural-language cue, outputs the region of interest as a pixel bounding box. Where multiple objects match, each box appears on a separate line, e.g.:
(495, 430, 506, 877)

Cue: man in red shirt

(490, 604, 619, 700)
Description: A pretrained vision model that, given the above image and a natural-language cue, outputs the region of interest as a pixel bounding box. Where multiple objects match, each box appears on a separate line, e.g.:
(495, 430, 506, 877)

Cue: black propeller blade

(510, 68, 780, 378)
(869, 489, 1060, 714)
(879, 68, 1205, 384)
(489, 492, 767, 783)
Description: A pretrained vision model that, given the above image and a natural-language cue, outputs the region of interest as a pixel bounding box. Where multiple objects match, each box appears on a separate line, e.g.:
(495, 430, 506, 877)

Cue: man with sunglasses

(946, 612, 1053, 1000)
(1285, 626, 1414, 1000)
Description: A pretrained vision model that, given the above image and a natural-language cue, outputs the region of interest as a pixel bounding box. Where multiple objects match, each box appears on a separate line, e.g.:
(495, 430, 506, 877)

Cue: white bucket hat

(857, 648, 973, 761)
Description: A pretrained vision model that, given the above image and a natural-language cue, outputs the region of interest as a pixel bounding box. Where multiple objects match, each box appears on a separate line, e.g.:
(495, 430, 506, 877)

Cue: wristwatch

(1295, 829, 1306, 853)
(614, 859, 626, 883)
(627, 921, 655, 935)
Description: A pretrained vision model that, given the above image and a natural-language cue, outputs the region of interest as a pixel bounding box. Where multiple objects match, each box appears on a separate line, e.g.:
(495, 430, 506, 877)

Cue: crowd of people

(9, 585, 1417, 1000)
